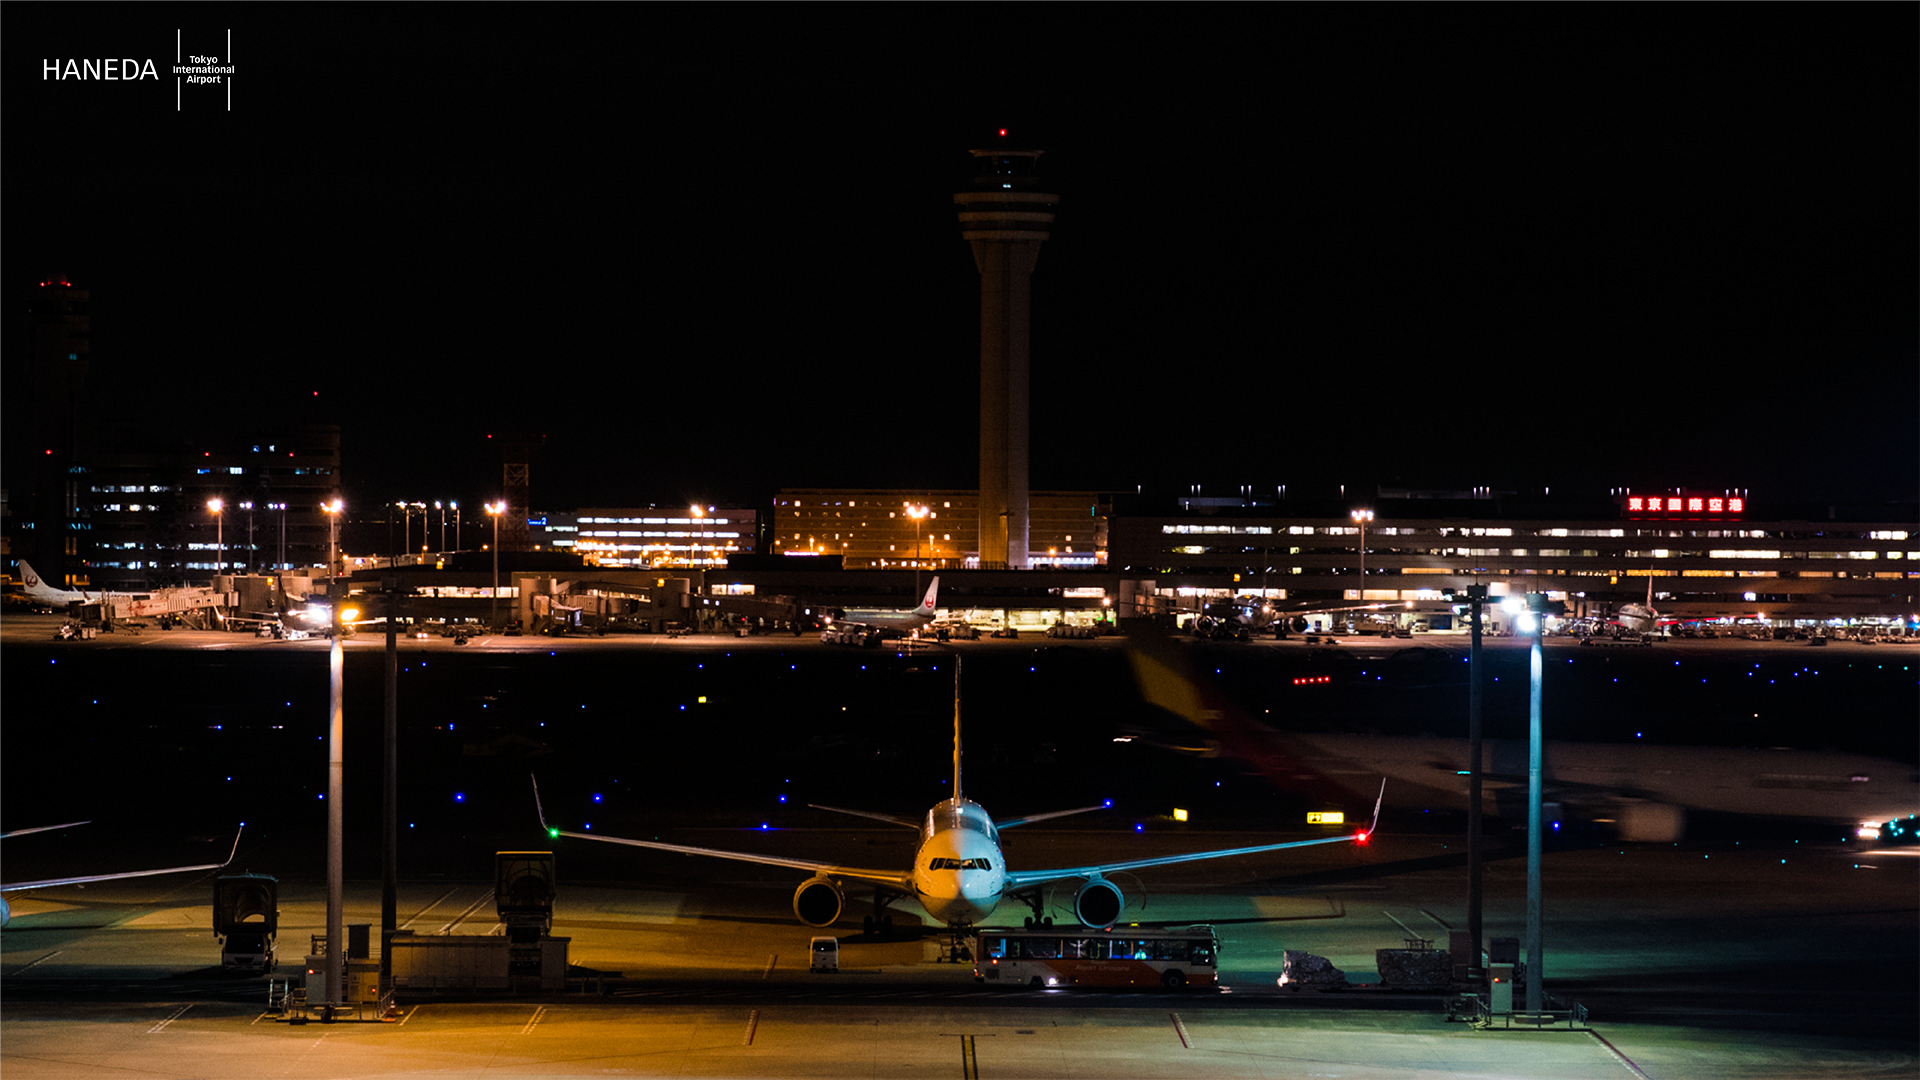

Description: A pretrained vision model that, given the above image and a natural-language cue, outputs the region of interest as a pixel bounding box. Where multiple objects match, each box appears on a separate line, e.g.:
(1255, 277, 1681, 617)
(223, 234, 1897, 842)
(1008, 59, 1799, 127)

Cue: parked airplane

(15, 558, 223, 621)
(1609, 576, 1661, 636)
(822, 577, 940, 641)
(17, 559, 166, 617)
(534, 659, 1380, 945)
(1, 824, 244, 927)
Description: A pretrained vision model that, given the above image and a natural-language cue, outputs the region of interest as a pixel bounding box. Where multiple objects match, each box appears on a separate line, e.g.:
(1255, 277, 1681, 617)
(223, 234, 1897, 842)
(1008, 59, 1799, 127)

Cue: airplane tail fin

(16, 559, 57, 601)
(952, 656, 963, 802)
(916, 576, 940, 617)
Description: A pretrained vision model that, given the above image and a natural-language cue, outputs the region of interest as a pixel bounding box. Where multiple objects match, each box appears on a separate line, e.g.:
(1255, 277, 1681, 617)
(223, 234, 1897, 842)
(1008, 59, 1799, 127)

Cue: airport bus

(972, 925, 1219, 990)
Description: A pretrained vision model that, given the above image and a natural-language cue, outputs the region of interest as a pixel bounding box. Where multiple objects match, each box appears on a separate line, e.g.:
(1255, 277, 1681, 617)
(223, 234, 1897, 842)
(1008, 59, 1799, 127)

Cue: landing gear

(939, 923, 972, 964)
(1010, 886, 1051, 929)
(861, 913, 896, 937)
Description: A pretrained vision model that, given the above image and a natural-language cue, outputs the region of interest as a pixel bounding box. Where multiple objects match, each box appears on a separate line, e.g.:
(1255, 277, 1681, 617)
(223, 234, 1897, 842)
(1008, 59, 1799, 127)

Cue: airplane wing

(809, 804, 921, 829)
(1, 825, 244, 894)
(1002, 782, 1382, 892)
(533, 778, 914, 892)
(995, 803, 1110, 829)
(0, 821, 90, 840)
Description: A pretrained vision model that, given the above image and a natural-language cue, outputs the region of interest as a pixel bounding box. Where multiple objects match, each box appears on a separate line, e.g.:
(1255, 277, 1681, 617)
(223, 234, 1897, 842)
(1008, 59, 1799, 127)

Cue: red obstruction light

(1356, 831, 1370, 845)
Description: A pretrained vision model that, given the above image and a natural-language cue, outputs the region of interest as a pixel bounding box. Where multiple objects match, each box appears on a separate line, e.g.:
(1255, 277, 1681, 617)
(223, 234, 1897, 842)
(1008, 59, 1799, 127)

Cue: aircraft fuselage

(911, 798, 1008, 925)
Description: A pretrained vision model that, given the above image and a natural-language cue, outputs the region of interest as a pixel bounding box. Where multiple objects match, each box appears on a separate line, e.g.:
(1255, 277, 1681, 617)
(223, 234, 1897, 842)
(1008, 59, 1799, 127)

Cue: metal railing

(1450, 991, 1590, 1030)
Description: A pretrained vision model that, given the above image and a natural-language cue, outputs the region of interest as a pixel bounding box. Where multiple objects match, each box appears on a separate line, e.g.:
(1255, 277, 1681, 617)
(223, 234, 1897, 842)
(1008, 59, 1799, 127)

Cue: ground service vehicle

(973, 925, 1218, 989)
(809, 936, 839, 972)
(213, 872, 278, 972)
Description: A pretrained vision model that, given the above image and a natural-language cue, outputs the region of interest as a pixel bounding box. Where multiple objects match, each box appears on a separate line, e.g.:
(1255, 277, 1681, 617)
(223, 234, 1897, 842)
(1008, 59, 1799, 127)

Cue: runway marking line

(1169, 1011, 1192, 1048)
(1588, 1028, 1654, 1079)
(147, 1004, 192, 1034)
(521, 1006, 546, 1035)
(743, 1009, 759, 1046)
(763, 953, 778, 978)
(11, 950, 61, 974)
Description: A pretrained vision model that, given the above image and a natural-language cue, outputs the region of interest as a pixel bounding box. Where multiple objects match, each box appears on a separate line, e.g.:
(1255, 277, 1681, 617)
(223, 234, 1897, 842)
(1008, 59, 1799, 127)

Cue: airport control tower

(956, 141, 1058, 569)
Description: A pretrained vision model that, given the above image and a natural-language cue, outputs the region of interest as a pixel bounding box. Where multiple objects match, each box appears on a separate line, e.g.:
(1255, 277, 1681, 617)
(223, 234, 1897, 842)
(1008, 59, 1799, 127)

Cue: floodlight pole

(1525, 593, 1546, 1016)
(326, 598, 345, 1019)
(381, 575, 400, 1003)
(1461, 584, 1487, 974)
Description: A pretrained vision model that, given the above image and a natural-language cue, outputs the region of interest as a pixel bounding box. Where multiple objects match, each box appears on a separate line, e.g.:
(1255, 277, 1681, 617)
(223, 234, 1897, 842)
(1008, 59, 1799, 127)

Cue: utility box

(495, 851, 555, 943)
(1488, 963, 1515, 1013)
(300, 955, 380, 1008)
(213, 873, 278, 973)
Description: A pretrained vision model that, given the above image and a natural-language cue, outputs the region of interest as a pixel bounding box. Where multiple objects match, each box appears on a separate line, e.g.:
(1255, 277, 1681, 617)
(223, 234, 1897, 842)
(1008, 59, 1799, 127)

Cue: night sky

(7, 7, 1915, 515)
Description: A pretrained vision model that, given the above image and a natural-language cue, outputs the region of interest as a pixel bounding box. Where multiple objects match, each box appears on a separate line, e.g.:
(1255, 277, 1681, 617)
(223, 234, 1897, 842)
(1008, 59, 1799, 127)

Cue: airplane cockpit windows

(929, 857, 993, 871)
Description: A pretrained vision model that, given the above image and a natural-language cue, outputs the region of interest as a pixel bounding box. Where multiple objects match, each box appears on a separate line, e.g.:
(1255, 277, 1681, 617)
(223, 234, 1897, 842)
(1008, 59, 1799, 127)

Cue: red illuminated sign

(1624, 491, 1746, 518)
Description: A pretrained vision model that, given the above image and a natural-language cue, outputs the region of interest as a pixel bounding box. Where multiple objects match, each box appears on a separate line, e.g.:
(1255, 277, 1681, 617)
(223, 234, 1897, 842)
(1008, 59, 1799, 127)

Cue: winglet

(220, 824, 246, 869)
(1361, 779, 1386, 841)
(531, 774, 557, 837)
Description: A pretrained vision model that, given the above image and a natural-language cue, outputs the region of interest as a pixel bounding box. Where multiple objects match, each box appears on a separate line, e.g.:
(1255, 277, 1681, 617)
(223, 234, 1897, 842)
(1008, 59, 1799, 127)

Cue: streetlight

(906, 503, 929, 600)
(239, 502, 255, 574)
(1502, 590, 1559, 1017)
(321, 499, 343, 581)
(207, 498, 225, 579)
(269, 503, 287, 572)
(1350, 508, 1373, 631)
(435, 501, 447, 554)
(487, 501, 506, 629)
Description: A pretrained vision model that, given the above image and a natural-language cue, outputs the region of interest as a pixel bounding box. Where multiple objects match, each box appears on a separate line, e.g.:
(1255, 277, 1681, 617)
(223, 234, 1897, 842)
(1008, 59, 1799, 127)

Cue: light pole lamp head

(207, 498, 224, 514)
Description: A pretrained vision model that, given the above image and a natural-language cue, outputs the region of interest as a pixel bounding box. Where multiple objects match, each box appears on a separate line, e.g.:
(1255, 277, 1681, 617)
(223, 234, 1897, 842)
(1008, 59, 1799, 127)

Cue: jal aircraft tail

(16, 559, 81, 605)
(915, 576, 940, 619)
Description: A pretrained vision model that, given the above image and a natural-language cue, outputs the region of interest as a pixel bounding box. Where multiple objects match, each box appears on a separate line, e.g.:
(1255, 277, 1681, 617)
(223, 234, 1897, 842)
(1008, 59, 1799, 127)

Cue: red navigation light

(1356, 831, 1370, 845)
(998, 128, 1007, 137)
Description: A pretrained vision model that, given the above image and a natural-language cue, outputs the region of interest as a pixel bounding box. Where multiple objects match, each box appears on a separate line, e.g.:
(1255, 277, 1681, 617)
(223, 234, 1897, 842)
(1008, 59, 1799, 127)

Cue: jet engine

(1073, 877, 1124, 928)
(792, 876, 844, 927)
(1610, 801, 1686, 844)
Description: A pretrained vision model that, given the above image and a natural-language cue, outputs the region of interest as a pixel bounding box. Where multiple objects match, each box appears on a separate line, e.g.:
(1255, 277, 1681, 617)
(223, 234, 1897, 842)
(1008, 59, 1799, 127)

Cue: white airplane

(1609, 576, 1661, 636)
(534, 659, 1381, 942)
(16, 558, 169, 617)
(1, 824, 245, 926)
(822, 577, 940, 641)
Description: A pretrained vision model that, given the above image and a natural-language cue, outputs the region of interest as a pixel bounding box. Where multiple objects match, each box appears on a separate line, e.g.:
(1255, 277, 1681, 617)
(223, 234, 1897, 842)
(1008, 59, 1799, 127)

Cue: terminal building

(1103, 488, 1919, 629)
(327, 486, 1916, 637)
